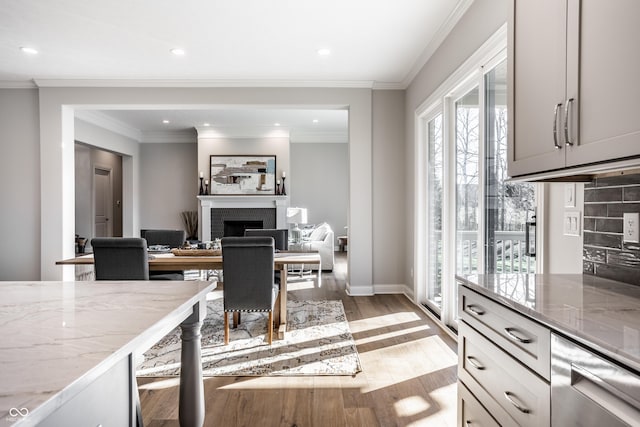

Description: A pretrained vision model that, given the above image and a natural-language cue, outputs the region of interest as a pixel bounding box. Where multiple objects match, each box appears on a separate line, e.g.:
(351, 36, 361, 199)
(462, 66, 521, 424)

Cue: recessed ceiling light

(274, 123, 281, 127)
(317, 48, 331, 56)
(170, 48, 185, 56)
(20, 46, 38, 55)
(203, 123, 210, 127)
(162, 119, 170, 124)
(313, 119, 319, 123)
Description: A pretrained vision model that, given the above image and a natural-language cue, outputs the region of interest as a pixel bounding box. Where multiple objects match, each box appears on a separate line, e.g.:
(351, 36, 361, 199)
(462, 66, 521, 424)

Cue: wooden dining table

(56, 251, 321, 339)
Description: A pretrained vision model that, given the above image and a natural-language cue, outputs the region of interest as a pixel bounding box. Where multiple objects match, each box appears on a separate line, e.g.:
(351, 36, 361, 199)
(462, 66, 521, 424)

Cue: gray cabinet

(508, 0, 640, 178)
(458, 286, 551, 426)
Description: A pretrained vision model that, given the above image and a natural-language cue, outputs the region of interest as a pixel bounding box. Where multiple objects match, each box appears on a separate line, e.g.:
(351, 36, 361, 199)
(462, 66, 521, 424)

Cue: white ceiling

(3, 0, 472, 139)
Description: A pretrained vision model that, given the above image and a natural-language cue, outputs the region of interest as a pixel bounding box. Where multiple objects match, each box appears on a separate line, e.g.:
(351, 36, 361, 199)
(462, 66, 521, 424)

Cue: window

(415, 30, 538, 331)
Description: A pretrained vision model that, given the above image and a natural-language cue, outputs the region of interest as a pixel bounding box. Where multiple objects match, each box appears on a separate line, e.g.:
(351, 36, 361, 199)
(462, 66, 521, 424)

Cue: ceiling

(3, 0, 472, 140)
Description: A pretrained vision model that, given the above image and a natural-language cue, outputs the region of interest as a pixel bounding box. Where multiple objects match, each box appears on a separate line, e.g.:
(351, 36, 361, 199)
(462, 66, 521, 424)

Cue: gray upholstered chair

(244, 228, 288, 251)
(141, 229, 186, 248)
(140, 229, 187, 280)
(91, 237, 183, 281)
(221, 236, 279, 345)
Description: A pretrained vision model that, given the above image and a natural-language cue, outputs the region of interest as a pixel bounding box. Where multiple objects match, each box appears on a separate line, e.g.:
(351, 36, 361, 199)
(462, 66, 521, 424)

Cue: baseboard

(372, 283, 412, 297)
(345, 283, 374, 296)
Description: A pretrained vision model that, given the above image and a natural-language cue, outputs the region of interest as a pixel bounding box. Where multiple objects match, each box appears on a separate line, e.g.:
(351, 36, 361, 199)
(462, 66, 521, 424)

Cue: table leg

(178, 299, 207, 427)
(277, 265, 288, 339)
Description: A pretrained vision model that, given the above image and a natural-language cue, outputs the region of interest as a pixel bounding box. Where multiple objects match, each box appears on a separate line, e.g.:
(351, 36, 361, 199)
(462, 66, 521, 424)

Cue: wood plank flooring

(138, 252, 459, 426)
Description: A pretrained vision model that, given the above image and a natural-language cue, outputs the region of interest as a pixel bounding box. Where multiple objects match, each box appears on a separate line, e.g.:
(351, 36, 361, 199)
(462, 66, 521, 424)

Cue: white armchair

(289, 222, 335, 271)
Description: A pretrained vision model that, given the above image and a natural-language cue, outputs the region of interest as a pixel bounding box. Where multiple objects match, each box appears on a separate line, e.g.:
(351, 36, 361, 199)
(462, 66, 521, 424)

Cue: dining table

(56, 250, 322, 339)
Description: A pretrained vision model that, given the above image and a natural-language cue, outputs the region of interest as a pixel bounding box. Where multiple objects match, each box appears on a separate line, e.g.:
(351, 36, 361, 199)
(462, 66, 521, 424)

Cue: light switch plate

(564, 211, 581, 236)
(623, 212, 640, 243)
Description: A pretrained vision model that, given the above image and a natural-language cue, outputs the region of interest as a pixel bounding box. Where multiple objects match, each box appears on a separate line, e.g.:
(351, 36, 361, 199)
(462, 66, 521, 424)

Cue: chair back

(222, 236, 275, 312)
(141, 229, 186, 248)
(91, 237, 149, 280)
(244, 228, 289, 250)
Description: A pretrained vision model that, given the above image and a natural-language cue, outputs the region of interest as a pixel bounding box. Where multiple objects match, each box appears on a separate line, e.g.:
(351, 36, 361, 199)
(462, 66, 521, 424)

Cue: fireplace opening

(224, 220, 263, 237)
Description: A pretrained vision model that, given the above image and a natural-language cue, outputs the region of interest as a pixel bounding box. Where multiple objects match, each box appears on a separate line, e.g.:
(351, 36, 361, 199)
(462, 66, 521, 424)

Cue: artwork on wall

(209, 155, 276, 195)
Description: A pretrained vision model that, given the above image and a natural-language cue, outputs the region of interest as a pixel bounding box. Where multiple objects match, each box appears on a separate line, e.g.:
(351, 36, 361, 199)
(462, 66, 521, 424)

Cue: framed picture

(209, 155, 276, 195)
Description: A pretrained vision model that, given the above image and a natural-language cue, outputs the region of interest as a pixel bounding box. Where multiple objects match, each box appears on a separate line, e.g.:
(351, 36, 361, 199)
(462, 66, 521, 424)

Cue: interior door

(94, 167, 113, 237)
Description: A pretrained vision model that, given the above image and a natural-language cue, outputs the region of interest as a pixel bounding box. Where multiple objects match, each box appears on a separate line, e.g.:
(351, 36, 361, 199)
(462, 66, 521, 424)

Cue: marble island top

(0, 280, 216, 426)
(457, 274, 640, 373)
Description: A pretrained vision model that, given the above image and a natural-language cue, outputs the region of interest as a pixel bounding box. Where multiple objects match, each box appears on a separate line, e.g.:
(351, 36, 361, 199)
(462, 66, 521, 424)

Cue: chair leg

(224, 312, 229, 345)
(267, 311, 273, 345)
(233, 311, 241, 328)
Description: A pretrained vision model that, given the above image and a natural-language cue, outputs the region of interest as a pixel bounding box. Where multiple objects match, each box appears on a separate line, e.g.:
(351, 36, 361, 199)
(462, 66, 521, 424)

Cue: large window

(417, 43, 538, 329)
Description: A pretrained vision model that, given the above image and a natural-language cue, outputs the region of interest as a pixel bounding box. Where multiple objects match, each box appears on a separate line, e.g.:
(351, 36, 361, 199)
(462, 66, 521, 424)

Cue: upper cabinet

(508, 0, 640, 179)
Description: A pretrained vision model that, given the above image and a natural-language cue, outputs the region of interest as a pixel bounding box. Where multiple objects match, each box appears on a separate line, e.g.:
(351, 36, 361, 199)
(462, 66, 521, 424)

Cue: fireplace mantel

(198, 195, 289, 241)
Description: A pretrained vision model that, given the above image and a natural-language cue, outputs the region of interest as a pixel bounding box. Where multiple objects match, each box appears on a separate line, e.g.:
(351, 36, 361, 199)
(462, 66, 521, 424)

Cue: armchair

(289, 222, 334, 271)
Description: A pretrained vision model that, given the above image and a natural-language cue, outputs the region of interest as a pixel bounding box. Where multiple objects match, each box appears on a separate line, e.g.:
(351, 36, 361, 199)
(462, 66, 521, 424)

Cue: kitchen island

(0, 280, 216, 427)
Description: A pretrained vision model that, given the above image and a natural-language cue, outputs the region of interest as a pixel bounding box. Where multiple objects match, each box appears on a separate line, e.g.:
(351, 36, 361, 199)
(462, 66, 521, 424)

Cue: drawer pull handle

(466, 304, 485, 316)
(467, 355, 485, 370)
(504, 391, 530, 414)
(504, 327, 532, 344)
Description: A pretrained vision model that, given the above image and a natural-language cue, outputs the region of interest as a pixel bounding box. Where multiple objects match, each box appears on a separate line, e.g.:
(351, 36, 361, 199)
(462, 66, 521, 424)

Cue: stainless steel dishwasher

(551, 334, 640, 426)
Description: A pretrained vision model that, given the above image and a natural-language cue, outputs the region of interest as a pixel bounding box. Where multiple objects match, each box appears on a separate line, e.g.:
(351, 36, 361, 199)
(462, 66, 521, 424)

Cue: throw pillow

(309, 223, 330, 241)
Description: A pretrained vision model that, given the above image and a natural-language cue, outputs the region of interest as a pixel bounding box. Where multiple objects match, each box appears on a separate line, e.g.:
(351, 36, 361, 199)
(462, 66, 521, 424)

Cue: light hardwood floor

(138, 252, 459, 426)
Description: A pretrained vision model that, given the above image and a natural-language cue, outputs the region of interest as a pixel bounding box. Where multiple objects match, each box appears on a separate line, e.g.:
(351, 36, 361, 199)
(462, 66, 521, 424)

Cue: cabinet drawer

(458, 380, 500, 427)
(459, 285, 551, 380)
(459, 321, 550, 427)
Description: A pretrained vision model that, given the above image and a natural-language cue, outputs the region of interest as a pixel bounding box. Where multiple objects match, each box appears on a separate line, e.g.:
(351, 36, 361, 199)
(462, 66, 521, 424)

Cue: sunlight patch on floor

(138, 377, 181, 390)
(353, 324, 432, 346)
(394, 395, 431, 417)
(286, 280, 316, 291)
(347, 312, 424, 333)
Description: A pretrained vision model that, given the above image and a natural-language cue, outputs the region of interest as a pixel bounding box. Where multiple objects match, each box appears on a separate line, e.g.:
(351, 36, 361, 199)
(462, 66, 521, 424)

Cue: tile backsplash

(583, 173, 640, 285)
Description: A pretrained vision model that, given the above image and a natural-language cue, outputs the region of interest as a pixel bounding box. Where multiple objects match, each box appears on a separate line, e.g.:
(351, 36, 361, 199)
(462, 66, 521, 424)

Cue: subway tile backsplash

(583, 173, 640, 285)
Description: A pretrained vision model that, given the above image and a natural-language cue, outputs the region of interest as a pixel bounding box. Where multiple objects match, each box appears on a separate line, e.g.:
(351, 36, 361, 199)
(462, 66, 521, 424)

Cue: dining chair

(139, 229, 187, 280)
(243, 228, 288, 251)
(221, 236, 279, 345)
(91, 237, 183, 281)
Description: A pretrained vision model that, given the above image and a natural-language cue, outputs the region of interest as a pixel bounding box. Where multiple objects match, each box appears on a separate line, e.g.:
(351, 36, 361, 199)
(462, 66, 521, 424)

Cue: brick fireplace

(198, 195, 288, 241)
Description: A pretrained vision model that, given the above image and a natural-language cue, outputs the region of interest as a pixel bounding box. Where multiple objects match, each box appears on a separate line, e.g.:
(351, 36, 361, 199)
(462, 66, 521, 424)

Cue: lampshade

(286, 207, 308, 225)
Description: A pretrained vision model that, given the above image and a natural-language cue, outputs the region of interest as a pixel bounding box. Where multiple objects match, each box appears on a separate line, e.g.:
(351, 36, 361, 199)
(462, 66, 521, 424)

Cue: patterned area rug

(137, 292, 362, 376)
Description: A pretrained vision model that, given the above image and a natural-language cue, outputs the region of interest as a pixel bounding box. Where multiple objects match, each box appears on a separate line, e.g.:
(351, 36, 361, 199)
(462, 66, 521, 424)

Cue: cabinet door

(565, 0, 640, 167)
(508, 0, 567, 177)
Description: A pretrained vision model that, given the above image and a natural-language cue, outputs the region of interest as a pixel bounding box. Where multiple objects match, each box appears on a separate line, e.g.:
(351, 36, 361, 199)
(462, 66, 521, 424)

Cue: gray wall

(140, 142, 198, 232)
(290, 143, 348, 244)
(405, 0, 509, 288)
(0, 89, 40, 280)
(373, 90, 406, 286)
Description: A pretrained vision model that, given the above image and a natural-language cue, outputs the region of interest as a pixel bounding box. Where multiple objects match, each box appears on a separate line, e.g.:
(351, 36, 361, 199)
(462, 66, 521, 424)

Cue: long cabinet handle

(466, 355, 485, 370)
(504, 391, 530, 414)
(504, 327, 532, 344)
(466, 304, 485, 316)
(572, 363, 640, 410)
(564, 98, 575, 146)
(553, 102, 563, 149)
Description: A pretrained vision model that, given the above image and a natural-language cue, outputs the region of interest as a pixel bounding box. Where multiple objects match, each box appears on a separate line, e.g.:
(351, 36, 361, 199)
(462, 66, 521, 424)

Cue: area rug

(136, 292, 362, 377)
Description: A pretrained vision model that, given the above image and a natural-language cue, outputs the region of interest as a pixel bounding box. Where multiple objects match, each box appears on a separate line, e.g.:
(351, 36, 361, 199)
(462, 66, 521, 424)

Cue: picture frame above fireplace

(209, 155, 277, 195)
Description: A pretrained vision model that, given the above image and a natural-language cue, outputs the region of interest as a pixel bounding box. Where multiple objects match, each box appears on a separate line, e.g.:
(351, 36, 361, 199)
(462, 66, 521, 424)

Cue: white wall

(0, 89, 41, 281)
(543, 182, 584, 273)
(290, 142, 348, 244)
(140, 142, 198, 232)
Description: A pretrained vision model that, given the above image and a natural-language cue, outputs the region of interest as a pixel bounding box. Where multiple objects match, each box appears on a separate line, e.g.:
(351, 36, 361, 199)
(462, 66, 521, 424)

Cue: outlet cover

(623, 212, 640, 243)
(564, 211, 581, 236)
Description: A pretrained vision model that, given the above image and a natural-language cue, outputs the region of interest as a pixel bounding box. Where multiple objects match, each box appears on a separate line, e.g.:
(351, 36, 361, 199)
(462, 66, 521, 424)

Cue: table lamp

(286, 207, 308, 243)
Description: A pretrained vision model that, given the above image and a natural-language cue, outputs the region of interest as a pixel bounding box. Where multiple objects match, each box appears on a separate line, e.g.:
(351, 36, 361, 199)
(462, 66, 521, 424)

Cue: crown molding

(372, 82, 406, 90)
(290, 131, 348, 144)
(195, 126, 291, 139)
(402, 0, 475, 88)
(74, 110, 142, 142)
(0, 80, 37, 89)
(140, 130, 196, 143)
(32, 78, 377, 89)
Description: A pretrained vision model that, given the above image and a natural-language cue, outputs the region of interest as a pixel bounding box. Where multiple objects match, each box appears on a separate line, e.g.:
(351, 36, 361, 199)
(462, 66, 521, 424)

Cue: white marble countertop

(0, 280, 216, 426)
(457, 274, 640, 373)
